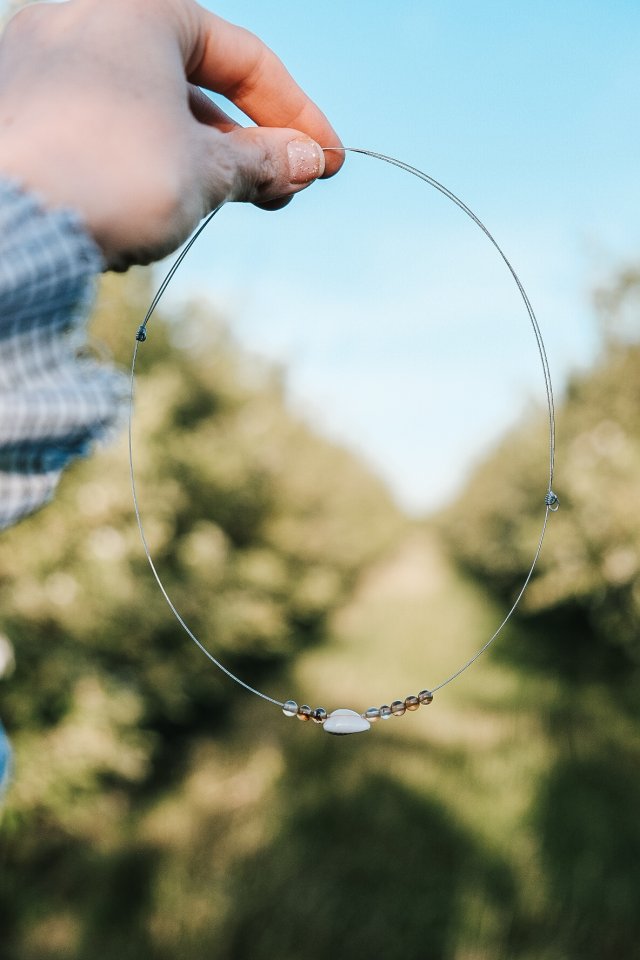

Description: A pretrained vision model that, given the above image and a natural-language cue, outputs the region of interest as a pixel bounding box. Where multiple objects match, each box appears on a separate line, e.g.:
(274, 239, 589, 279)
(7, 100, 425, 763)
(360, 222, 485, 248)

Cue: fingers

(189, 85, 330, 209)
(188, 85, 238, 131)
(185, 5, 344, 178)
(189, 85, 325, 210)
(200, 124, 327, 208)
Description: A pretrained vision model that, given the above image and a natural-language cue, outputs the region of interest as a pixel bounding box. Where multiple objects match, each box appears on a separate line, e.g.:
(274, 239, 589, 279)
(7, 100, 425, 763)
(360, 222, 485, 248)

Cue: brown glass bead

(404, 695, 420, 711)
(418, 689, 434, 705)
(297, 704, 312, 721)
(379, 704, 392, 720)
(391, 700, 406, 716)
(364, 707, 381, 722)
(312, 707, 328, 724)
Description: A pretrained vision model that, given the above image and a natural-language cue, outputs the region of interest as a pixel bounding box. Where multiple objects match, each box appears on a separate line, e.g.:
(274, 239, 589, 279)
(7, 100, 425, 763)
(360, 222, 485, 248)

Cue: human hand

(0, 0, 343, 269)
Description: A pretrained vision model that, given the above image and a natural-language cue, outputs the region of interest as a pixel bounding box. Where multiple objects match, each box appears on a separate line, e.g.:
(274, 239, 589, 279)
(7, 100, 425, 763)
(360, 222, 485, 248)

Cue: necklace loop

(129, 147, 558, 734)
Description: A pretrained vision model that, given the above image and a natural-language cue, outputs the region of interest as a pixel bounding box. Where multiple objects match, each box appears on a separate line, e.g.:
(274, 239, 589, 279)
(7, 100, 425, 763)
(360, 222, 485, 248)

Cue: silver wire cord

(129, 147, 558, 707)
(129, 204, 286, 708)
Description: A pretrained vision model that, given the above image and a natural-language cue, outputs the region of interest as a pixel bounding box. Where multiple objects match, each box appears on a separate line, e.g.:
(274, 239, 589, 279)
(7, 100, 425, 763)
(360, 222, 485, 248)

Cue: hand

(0, 0, 344, 269)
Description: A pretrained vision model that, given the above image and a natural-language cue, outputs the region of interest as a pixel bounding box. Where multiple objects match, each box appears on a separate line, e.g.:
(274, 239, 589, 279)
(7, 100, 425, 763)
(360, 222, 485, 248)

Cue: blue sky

(165, 0, 640, 512)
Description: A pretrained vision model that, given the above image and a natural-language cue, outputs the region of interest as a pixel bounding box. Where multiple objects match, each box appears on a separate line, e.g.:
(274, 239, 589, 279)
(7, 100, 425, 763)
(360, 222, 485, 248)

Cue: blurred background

(1, 1, 640, 958)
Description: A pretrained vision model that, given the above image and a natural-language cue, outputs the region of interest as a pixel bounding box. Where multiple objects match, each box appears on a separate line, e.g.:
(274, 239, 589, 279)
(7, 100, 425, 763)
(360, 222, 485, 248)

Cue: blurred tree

(6, 258, 640, 960)
(0, 269, 402, 958)
(440, 267, 640, 671)
(438, 266, 640, 959)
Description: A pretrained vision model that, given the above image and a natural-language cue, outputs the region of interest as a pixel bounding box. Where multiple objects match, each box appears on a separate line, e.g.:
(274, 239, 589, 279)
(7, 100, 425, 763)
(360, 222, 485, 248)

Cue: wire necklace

(129, 147, 559, 737)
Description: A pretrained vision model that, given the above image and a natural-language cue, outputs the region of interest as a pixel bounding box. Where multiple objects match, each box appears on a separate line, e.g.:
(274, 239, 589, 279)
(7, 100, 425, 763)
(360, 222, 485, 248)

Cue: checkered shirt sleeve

(0, 179, 128, 529)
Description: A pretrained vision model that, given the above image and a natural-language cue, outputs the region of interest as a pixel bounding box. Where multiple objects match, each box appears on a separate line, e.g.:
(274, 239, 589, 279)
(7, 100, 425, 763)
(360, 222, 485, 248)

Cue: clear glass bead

(379, 705, 392, 720)
(282, 699, 298, 717)
(364, 707, 381, 722)
(312, 707, 328, 724)
(404, 695, 420, 711)
(418, 689, 434, 704)
(297, 704, 312, 721)
(391, 700, 406, 716)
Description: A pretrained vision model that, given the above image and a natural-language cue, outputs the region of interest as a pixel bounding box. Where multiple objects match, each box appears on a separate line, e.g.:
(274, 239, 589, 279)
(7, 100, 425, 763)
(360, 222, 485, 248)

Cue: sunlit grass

(295, 525, 553, 822)
(284, 525, 560, 955)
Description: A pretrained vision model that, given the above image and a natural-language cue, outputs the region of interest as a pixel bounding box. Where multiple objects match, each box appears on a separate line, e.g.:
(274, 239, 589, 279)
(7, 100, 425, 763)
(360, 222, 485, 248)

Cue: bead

(282, 699, 298, 717)
(297, 704, 312, 722)
(364, 707, 381, 722)
(404, 695, 420, 711)
(379, 705, 392, 720)
(545, 490, 560, 511)
(312, 707, 328, 724)
(323, 709, 371, 736)
(391, 700, 406, 716)
(418, 690, 434, 705)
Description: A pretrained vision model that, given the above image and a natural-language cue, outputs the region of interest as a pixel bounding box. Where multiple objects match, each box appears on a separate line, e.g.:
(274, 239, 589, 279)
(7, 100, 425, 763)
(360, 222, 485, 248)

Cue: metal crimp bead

(545, 490, 559, 511)
(135, 325, 148, 342)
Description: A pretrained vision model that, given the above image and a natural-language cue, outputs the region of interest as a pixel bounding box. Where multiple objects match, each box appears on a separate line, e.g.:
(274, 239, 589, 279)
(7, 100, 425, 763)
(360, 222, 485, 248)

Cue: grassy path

(279, 526, 555, 958)
(295, 526, 552, 847)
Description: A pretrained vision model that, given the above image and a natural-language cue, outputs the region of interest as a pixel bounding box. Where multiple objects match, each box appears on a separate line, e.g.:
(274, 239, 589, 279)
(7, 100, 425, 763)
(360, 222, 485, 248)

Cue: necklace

(129, 147, 559, 737)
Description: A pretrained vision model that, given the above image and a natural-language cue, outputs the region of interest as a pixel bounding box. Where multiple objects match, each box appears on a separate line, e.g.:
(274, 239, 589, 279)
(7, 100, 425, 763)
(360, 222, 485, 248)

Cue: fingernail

(287, 138, 325, 184)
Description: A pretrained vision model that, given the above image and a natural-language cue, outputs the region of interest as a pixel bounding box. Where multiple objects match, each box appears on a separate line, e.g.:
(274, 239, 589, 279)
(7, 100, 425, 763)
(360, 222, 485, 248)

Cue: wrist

(0, 130, 102, 239)
(0, 127, 184, 268)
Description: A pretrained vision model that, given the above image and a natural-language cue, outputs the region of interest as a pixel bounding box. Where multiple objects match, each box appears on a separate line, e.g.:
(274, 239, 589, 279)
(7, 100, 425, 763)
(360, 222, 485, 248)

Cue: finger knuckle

(4, 3, 48, 40)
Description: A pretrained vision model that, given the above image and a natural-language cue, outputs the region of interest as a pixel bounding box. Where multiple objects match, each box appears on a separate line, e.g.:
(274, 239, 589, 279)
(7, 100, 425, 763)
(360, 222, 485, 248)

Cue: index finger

(185, 6, 344, 177)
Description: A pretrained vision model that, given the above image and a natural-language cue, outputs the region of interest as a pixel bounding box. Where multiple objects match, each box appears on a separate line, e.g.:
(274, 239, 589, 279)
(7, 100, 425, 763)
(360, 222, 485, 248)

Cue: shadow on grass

(483, 609, 640, 957)
(217, 740, 518, 960)
(0, 832, 165, 960)
(532, 746, 640, 960)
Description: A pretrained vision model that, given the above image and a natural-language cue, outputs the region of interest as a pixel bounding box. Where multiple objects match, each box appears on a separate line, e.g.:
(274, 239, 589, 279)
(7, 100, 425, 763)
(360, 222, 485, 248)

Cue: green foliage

(3, 264, 640, 960)
(439, 268, 640, 668)
(0, 269, 402, 956)
(1, 269, 400, 731)
(433, 268, 640, 957)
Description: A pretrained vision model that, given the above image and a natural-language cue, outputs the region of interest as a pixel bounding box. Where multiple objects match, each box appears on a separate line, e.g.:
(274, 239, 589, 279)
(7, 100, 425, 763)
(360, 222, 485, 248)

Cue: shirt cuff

(0, 178, 128, 529)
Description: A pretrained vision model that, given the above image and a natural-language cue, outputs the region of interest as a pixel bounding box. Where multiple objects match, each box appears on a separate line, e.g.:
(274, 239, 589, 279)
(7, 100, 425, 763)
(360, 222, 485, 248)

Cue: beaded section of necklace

(282, 691, 434, 734)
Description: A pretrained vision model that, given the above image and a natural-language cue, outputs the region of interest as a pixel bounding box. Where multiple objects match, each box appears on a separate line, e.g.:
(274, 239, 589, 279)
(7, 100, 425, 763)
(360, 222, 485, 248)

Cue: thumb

(201, 125, 327, 208)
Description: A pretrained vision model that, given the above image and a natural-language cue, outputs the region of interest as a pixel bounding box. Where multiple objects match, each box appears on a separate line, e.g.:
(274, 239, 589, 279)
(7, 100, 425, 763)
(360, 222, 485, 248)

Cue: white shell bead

(323, 709, 371, 736)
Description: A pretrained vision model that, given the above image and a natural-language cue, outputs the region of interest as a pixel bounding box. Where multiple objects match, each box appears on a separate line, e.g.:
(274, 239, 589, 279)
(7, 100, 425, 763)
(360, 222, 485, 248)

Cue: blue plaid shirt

(0, 178, 128, 790)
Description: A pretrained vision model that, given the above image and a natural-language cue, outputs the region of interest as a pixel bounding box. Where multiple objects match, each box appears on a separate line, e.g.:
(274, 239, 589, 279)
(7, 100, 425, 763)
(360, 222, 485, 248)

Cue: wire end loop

(545, 490, 559, 511)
